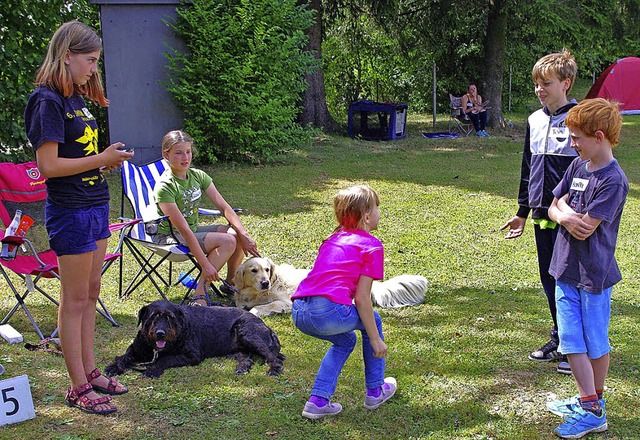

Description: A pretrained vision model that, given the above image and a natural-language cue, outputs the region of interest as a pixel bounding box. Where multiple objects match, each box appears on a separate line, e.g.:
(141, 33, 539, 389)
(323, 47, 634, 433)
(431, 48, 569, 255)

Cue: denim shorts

(555, 280, 612, 359)
(45, 202, 111, 256)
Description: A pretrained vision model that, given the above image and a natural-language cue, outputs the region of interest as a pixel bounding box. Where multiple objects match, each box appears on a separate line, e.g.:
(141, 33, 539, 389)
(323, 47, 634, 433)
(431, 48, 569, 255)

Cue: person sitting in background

(462, 83, 490, 137)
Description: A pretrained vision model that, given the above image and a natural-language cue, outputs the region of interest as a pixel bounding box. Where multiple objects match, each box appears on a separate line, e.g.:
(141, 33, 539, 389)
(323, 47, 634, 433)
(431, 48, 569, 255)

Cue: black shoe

(529, 337, 561, 362)
(557, 355, 572, 375)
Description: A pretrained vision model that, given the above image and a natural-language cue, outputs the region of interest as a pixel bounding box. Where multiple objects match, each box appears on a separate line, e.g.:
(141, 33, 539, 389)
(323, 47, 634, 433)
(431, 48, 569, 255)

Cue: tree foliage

(322, 0, 640, 118)
(324, 14, 412, 117)
(166, 0, 317, 164)
(0, 1, 99, 161)
(2, 0, 640, 163)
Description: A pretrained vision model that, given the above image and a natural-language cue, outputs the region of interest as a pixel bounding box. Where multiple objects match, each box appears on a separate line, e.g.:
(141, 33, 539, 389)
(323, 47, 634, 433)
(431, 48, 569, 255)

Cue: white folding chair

(118, 160, 234, 303)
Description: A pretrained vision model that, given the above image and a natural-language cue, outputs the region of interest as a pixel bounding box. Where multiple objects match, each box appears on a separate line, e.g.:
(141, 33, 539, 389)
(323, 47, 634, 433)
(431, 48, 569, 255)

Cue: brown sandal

(87, 368, 128, 395)
(65, 383, 116, 415)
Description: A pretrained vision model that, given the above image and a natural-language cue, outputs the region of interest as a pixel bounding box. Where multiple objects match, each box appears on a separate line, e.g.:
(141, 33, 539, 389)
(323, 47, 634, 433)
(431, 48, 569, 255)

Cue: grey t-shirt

(549, 158, 628, 293)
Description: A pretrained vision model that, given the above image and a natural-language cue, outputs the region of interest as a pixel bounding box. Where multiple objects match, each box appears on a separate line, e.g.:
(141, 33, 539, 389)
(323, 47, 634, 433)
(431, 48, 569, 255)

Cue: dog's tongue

(156, 340, 166, 349)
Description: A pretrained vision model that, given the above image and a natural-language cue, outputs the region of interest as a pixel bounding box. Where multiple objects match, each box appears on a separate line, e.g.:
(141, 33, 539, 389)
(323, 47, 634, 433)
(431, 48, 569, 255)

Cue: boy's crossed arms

(550, 195, 599, 241)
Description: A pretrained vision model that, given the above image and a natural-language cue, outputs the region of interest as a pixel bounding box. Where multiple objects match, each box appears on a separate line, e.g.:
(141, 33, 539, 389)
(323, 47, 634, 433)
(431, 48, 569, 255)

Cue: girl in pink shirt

(291, 185, 397, 419)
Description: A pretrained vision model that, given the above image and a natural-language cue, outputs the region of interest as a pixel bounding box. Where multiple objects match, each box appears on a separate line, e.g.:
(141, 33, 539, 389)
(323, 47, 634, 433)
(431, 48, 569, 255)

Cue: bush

(166, 0, 317, 164)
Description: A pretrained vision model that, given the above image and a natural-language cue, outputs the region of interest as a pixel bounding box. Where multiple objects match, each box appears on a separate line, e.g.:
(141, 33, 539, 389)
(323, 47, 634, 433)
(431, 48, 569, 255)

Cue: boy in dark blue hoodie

(500, 49, 578, 375)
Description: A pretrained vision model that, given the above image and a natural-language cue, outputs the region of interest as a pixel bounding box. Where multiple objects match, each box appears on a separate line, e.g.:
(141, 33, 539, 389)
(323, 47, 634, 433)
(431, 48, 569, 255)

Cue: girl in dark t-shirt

(24, 21, 132, 415)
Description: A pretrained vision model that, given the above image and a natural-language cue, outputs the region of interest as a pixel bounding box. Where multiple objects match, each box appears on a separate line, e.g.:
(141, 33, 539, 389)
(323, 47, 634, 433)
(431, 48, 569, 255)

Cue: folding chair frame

(118, 160, 236, 305)
(117, 224, 199, 302)
(1, 235, 122, 339)
(0, 238, 61, 339)
(448, 94, 474, 137)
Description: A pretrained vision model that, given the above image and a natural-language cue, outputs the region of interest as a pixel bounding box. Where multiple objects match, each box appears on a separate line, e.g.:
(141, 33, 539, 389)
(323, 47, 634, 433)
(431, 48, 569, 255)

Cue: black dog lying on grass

(104, 300, 285, 378)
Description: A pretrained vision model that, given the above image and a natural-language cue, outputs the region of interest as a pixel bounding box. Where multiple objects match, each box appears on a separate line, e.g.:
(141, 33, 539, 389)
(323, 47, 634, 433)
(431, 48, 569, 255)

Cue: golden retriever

(233, 257, 427, 316)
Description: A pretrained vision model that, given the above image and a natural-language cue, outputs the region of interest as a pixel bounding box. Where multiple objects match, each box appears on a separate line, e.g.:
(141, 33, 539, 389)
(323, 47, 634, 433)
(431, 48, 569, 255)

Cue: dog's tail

(371, 274, 427, 308)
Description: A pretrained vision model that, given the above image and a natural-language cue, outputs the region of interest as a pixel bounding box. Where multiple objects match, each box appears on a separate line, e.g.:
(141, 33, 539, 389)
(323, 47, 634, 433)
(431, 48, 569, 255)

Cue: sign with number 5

(0, 375, 35, 426)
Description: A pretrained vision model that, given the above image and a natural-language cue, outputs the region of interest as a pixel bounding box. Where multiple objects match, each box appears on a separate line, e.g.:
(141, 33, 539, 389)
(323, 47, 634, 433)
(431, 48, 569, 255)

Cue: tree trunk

(482, 0, 508, 128)
(298, 0, 339, 131)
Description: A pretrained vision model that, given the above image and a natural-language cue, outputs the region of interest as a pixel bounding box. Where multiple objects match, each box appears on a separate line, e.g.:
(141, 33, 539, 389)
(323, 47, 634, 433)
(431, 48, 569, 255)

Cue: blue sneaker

(547, 395, 606, 417)
(302, 400, 342, 419)
(364, 377, 397, 409)
(555, 408, 607, 438)
(481, 130, 491, 137)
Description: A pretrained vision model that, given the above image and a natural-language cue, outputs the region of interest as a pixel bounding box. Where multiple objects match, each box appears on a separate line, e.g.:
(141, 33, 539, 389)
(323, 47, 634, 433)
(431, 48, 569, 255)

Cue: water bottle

(178, 272, 198, 289)
(1, 210, 22, 259)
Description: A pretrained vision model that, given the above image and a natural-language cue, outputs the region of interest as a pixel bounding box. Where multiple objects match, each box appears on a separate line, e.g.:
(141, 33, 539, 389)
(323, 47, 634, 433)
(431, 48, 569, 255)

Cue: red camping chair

(0, 161, 122, 339)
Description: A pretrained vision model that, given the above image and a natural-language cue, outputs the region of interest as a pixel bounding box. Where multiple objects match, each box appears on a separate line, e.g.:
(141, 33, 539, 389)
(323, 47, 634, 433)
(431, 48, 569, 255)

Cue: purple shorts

(45, 202, 111, 256)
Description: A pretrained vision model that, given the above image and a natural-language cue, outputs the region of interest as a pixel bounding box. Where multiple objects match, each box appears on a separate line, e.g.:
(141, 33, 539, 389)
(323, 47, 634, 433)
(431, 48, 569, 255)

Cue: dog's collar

(134, 349, 160, 368)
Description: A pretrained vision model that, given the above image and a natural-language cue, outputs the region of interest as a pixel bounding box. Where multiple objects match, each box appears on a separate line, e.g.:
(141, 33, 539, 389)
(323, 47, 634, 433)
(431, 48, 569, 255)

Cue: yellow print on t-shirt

(74, 108, 95, 121)
(81, 174, 100, 186)
(76, 124, 99, 156)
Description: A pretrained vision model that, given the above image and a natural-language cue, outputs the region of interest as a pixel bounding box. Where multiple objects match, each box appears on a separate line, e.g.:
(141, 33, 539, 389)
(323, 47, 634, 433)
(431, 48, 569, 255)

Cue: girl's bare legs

(592, 353, 610, 393)
(80, 239, 126, 393)
(568, 353, 609, 399)
(58, 239, 114, 412)
(223, 228, 244, 284)
(193, 232, 237, 302)
(569, 353, 610, 396)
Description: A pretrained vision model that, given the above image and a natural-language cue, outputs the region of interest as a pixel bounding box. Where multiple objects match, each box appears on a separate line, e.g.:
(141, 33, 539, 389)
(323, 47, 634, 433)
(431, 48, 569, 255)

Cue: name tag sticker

(550, 127, 568, 138)
(570, 178, 589, 192)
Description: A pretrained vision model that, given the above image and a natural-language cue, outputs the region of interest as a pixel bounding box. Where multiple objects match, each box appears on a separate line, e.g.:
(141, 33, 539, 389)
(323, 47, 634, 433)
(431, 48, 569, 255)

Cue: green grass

(1, 114, 640, 439)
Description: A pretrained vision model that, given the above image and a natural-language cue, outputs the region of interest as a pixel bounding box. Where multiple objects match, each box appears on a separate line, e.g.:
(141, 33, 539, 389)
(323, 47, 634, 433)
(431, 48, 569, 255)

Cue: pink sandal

(87, 368, 128, 395)
(65, 383, 116, 415)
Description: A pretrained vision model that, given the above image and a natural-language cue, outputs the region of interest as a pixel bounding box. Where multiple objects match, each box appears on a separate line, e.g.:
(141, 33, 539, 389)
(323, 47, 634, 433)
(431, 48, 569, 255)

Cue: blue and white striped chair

(118, 159, 230, 303)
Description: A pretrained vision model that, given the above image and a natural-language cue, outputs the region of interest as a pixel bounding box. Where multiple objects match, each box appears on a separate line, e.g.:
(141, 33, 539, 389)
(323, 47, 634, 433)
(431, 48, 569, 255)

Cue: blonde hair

(333, 185, 379, 230)
(35, 21, 107, 106)
(161, 130, 197, 156)
(565, 98, 622, 147)
(532, 48, 578, 94)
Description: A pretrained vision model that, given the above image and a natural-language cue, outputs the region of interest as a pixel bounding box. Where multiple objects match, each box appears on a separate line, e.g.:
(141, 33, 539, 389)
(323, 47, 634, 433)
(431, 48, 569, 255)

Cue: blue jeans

(292, 296, 385, 400)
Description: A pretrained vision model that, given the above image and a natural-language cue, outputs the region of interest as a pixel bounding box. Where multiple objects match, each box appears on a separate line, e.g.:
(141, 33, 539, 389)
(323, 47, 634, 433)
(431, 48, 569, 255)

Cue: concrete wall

(89, 0, 185, 164)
